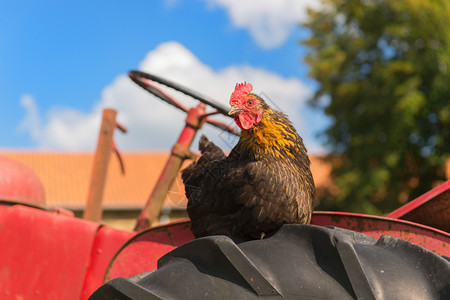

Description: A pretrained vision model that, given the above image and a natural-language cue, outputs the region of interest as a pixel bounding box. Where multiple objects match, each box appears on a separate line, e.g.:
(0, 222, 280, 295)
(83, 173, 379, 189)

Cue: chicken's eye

(247, 99, 254, 106)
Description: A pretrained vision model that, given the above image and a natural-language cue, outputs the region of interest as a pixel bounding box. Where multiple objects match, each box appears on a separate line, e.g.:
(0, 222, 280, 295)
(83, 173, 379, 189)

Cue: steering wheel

(128, 70, 239, 136)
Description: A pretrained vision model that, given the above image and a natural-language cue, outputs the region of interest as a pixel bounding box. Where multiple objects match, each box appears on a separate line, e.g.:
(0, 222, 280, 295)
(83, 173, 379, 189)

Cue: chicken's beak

(228, 106, 242, 116)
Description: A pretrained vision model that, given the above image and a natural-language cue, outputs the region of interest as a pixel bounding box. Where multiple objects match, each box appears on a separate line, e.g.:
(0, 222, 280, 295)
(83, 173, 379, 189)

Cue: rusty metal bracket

(134, 104, 206, 231)
(83, 108, 127, 222)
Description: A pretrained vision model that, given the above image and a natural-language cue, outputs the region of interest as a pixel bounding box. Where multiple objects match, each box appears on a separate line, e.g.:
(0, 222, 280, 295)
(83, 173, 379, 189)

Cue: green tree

(302, 0, 450, 214)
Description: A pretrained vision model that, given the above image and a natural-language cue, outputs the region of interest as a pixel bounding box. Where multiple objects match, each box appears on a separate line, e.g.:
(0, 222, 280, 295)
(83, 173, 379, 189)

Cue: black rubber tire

(90, 224, 450, 300)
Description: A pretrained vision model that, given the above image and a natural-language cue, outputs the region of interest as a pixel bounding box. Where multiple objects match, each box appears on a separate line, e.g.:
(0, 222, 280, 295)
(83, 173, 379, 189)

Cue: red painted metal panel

(0, 205, 8, 225)
(0, 205, 99, 299)
(311, 211, 450, 256)
(106, 221, 193, 280)
(0, 156, 45, 206)
(80, 226, 134, 300)
(386, 180, 450, 232)
(106, 213, 449, 280)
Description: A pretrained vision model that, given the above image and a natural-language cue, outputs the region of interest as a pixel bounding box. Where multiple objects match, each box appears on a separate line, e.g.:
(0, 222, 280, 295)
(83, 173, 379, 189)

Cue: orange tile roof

(0, 151, 333, 211)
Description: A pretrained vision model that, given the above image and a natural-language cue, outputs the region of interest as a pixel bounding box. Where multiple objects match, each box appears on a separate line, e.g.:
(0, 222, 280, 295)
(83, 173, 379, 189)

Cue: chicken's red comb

(230, 82, 253, 105)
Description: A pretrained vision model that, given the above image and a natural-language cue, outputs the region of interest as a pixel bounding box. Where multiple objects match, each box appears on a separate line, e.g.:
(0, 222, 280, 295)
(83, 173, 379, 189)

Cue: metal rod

(134, 103, 207, 231)
(83, 108, 117, 222)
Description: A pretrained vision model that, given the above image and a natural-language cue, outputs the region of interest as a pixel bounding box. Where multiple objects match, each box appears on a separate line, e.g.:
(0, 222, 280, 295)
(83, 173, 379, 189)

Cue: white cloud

(201, 0, 322, 48)
(20, 96, 102, 150)
(20, 41, 322, 152)
(19, 94, 41, 140)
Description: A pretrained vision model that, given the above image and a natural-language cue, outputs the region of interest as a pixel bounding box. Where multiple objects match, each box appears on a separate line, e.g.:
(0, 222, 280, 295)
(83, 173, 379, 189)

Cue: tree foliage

(302, 0, 450, 214)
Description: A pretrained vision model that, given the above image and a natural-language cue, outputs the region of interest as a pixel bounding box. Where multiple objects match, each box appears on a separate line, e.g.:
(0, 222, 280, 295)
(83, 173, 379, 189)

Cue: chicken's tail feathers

(199, 135, 226, 159)
(181, 135, 225, 187)
(198, 135, 211, 153)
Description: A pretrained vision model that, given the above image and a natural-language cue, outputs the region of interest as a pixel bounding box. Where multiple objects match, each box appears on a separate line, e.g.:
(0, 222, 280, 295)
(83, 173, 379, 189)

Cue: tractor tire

(90, 224, 450, 300)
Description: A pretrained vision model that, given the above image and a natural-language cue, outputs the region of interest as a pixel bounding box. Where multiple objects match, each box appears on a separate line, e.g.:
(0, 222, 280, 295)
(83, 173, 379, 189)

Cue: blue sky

(0, 0, 328, 153)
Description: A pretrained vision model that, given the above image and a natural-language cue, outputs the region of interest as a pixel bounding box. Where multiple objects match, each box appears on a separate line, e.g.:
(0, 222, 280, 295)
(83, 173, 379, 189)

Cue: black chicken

(182, 82, 315, 239)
